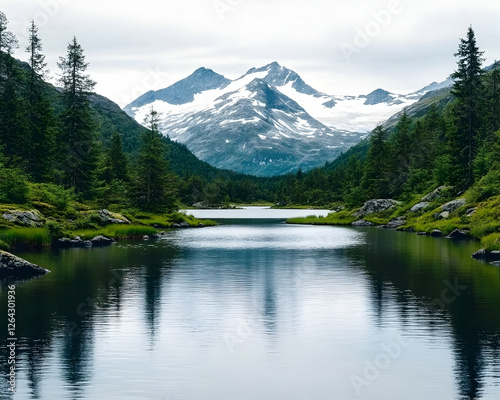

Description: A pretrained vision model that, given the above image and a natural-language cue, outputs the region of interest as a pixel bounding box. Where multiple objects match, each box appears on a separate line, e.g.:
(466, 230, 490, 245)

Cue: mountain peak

(362, 88, 395, 105)
(124, 67, 230, 111)
(192, 66, 219, 77)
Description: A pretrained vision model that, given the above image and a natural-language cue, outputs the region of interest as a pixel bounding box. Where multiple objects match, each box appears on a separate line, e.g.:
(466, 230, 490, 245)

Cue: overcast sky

(3, 0, 500, 106)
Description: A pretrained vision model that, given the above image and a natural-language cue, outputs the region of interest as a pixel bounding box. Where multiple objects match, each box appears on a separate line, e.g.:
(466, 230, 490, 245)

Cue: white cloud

(2, 0, 500, 106)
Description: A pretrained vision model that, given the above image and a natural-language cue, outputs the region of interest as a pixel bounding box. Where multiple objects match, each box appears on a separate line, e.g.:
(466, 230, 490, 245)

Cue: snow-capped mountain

(124, 62, 452, 176)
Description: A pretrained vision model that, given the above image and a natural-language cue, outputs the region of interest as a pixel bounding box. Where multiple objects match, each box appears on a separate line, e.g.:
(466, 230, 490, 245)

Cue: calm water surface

(1, 208, 500, 399)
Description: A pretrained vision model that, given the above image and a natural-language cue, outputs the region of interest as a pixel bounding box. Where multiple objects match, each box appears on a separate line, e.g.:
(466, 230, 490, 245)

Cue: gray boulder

(352, 219, 373, 227)
(466, 208, 476, 217)
(387, 217, 406, 228)
(446, 229, 470, 240)
(90, 235, 114, 247)
(441, 199, 467, 213)
(410, 202, 431, 212)
(353, 199, 400, 217)
(55, 237, 94, 248)
(430, 229, 444, 237)
(472, 249, 500, 261)
(2, 210, 45, 227)
(422, 186, 451, 202)
(192, 202, 211, 209)
(435, 211, 450, 220)
(0, 250, 50, 279)
(97, 209, 130, 225)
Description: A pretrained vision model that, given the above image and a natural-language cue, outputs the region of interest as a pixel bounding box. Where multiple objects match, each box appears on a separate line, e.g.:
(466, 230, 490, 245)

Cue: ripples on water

(1, 209, 500, 399)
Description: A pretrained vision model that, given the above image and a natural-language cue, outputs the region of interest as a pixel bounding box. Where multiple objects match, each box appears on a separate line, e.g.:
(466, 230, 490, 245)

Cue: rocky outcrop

(379, 217, 406, 229)
(172, 222, 190, 228)
(90, 235, 115, 247)
(352, 219, 373, 227)
(441, 199, 467, 213)
(410, 202, 431, 212)
(353, 199, 400, 217)
(54, 235, 114, 248)
(192, 202, 211, 209)
(466, 208, 476, 217)
(472, 249, 500, 261)
(435, 211, 450, 220)
(55, 237, 93, 248)
(96, 209, 130, 224)
(430, 229, 444, 237)
(422, 186, 451, 202)
(0, 250, 50, 279)
(446, 229, 470, 240)
(2, 210, 45, 227)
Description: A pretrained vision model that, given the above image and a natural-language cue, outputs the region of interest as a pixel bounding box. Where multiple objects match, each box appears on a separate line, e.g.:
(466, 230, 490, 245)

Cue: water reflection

(348, 228, 500, 400)
(0, 222, 499, 399)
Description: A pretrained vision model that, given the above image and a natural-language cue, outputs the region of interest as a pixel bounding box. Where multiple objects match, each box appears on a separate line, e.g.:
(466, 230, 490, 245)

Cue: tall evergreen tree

(130, 108, 177, 212)
(483, 61, 500, 135)
(361, 125, 389, 198)
(25, 20, 55, 181)
(57, 37, 97, 196)
(0, 13, 28, 167)
(450, 26, 485, 187)
(100, 131, 128, 183)
(390, 111, 413, 184)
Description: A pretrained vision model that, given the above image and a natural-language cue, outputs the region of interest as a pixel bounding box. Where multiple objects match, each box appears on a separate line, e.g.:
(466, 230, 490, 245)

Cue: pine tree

(99, 131, 128, 183)
(390, 110, 413, 184)
(450, 26, 485, 188)
(361, 125, 390, 199)
(57, 37, 97, 196)
(25, 20, 55, 181)
(130, 108, 177, 212)
(483, 61, 500, 136)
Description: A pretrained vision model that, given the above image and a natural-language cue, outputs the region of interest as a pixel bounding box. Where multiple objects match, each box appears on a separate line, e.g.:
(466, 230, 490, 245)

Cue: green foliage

(29, 183, 75, 210)
(288, 210, 357, 226)
(0, 239, 10, 251)
(130, 108, 177, 212)
(0, 228, 51, 247)
(46, 221, 65, 239)
(0, 165, 29, 204)
(56, 36, 98, 197)
(481, 233, 500, 251)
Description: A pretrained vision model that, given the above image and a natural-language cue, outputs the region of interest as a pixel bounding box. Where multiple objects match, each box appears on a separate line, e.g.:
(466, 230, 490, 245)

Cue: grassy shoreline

(0, 207, 216, 250)
(287, 194, 500, 252)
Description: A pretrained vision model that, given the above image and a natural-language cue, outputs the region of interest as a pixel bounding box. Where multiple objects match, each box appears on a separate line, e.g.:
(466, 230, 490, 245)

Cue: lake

(1, 207, 500, 399)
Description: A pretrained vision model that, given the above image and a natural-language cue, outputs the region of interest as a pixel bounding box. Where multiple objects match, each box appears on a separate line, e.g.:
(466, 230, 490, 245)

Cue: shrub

(46, 221, 65, 240)
(0, 239, 10, 251)
(0, 167, 29, 204)
(29, 183, 75, 210)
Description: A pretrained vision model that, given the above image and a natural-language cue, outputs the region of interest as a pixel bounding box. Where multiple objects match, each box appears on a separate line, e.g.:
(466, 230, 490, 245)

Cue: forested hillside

(0, 12, 278, 216)
(279, 28, 500, 211)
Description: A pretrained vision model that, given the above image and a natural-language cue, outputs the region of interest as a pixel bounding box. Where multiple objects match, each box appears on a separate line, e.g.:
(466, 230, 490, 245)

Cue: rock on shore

(0, 250, 50, 279)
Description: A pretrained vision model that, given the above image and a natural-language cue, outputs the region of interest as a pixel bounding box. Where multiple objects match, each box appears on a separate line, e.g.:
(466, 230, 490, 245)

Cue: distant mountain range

(124, 62, 454, 176)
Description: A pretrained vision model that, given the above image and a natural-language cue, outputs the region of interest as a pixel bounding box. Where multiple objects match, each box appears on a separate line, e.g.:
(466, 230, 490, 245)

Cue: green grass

(287, 210, 357, 225)
(0, 228, 51, 247)
(481, 233, 500, 252)
(73, 224, 158, 240)
(0, 239, 10, 251)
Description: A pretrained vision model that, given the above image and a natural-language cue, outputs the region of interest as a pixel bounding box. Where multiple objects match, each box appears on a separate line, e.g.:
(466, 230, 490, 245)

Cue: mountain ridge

(123, 62, 457, 176)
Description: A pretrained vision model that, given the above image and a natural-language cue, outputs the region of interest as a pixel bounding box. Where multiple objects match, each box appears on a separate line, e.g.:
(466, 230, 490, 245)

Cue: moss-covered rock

(0, 250, 50, 279)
